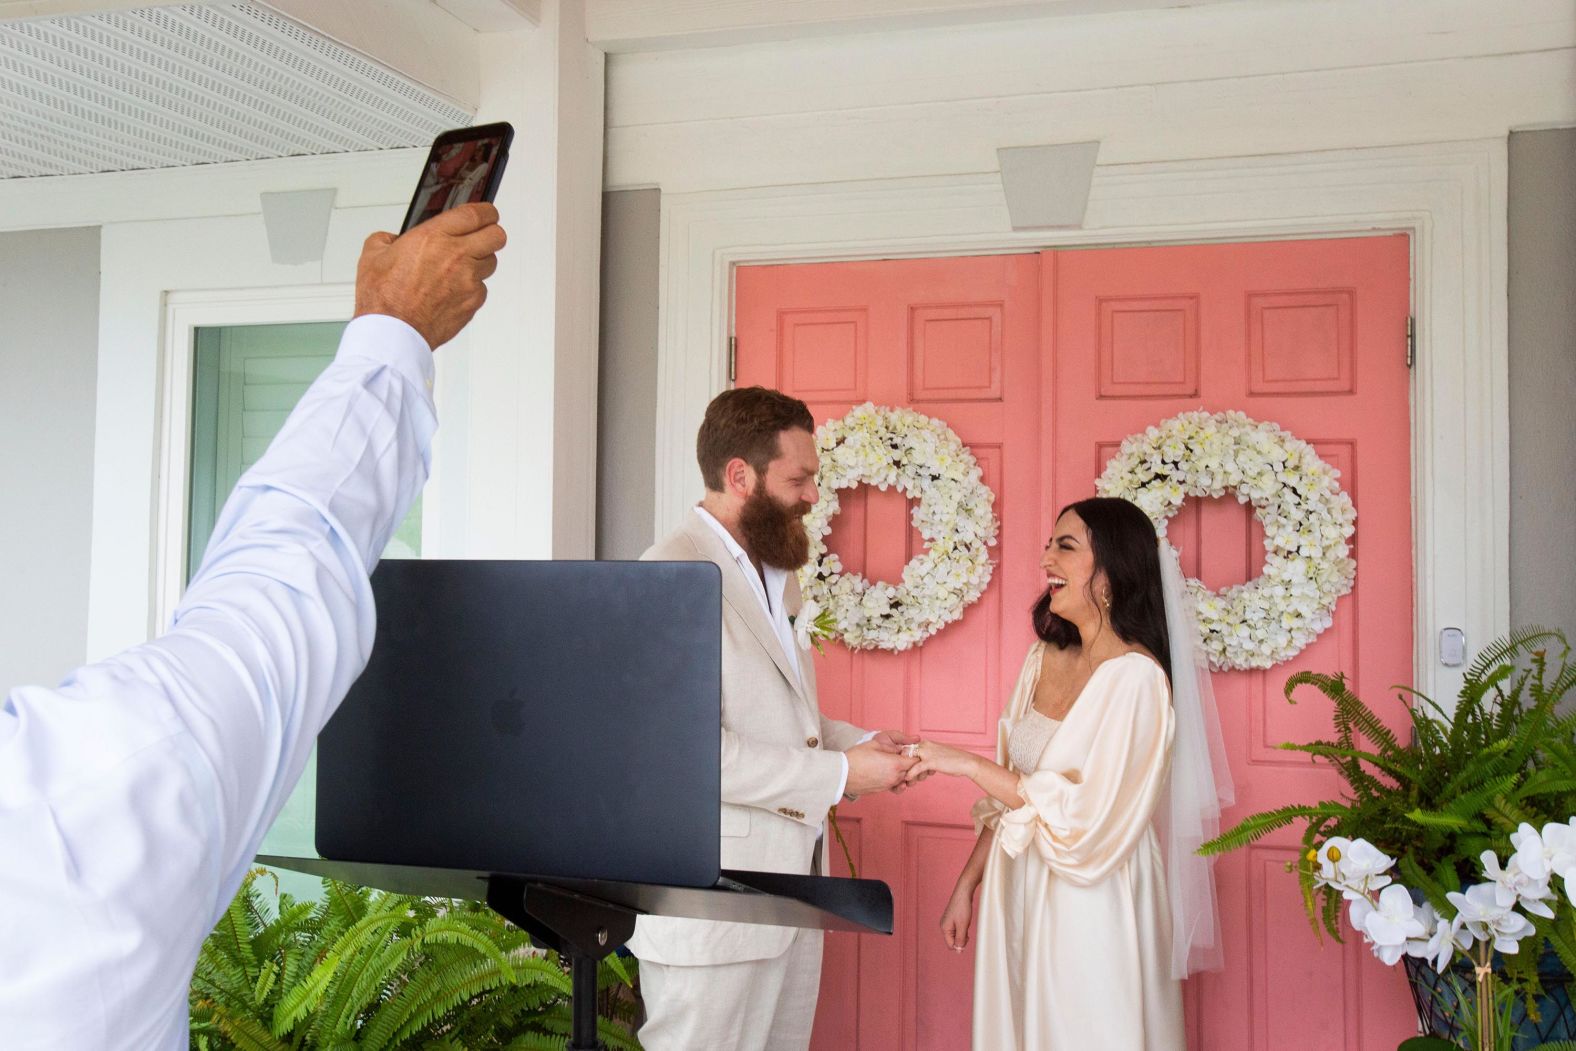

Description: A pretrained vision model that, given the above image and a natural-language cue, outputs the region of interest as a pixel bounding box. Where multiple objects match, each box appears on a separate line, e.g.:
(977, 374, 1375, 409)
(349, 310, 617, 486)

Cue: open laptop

(315, 559, 722, 889)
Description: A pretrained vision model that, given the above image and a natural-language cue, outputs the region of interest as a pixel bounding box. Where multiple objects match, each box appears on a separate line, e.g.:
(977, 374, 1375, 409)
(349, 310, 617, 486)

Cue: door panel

(1049, 236, 1415, 1051)
(734, 234, 1414, 1050)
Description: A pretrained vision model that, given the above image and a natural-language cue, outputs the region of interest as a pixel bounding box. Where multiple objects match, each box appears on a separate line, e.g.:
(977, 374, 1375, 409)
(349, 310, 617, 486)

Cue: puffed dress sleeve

(996, 655, 1173, 886)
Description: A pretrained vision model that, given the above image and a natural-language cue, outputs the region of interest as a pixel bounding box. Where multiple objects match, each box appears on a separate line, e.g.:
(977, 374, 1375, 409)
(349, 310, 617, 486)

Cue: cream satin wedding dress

(969, 643, 1185, 1050)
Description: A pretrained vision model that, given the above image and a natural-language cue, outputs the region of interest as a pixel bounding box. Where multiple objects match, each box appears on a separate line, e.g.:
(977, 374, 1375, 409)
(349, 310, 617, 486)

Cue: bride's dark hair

(1032, 496, 1171, 682)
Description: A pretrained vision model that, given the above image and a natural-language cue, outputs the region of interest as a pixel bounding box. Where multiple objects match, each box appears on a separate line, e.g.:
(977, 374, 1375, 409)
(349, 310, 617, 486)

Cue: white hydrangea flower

(1096, 410, 1356, 670)
(801, 404, 999, 652)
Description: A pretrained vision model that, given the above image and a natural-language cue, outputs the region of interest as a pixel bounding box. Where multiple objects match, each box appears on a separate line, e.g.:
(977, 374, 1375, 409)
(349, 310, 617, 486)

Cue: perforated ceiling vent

(0, 3, 474, 179)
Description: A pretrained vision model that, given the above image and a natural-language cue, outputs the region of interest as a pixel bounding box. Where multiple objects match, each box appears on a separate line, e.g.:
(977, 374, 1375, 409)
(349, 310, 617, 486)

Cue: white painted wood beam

(456, 0, 606, 560)
(585, 0, 1249, 52)
(255, 0, 481, 112)
(606, 0, 1576, 129)
(436, 0, 542, 30)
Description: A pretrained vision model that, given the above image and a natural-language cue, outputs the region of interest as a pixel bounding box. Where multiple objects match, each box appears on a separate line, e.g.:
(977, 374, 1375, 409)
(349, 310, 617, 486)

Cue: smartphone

(399, 122, 514, 234)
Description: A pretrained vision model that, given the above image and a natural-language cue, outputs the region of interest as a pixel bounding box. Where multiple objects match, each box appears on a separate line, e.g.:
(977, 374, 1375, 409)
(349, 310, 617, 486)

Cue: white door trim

(653, 138, 1509, 703)
(153, 286, 356, 634)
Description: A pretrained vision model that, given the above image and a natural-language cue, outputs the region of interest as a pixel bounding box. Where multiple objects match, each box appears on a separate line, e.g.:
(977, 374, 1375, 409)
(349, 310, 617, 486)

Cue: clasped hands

(904, 739, 984, 784)
(843, 730, 921, 796)
(844, 733, 986, 795)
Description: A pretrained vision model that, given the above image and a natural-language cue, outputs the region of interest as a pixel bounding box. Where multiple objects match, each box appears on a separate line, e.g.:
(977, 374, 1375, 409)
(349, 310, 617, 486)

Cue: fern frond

(203, 1004, 292, 1051)
(1462, 627, 1564, 687)
(1275, 741, 1415, 784)
(1201, 803, 1349, 855)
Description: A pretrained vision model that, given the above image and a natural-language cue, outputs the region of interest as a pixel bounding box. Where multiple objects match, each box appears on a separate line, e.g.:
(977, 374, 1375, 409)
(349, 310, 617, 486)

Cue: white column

(445, 0, 603, 559)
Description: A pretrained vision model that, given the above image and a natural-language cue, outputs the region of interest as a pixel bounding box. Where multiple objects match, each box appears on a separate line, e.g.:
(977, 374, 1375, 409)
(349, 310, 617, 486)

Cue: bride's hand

(940, 884, 975, 951)
(907, 739, 980, 781)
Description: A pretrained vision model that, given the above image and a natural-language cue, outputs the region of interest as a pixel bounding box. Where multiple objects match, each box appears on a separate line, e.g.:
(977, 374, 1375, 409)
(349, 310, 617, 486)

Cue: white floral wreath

(1096, 410, 1357, 671)
(799, 403, 999, 652)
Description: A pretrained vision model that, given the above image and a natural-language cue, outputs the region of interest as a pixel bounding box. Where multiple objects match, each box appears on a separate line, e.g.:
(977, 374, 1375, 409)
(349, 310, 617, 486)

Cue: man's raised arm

(0, 204, 505, 1049)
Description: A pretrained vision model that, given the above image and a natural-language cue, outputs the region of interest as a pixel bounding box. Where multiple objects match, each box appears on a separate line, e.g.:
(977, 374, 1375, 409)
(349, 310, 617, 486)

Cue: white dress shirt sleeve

(0, 314, 436, 1050)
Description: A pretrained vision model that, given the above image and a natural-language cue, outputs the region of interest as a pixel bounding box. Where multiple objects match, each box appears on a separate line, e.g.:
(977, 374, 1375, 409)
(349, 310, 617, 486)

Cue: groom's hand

(845, 740, 917, 796)
(865, 729, 917, 753)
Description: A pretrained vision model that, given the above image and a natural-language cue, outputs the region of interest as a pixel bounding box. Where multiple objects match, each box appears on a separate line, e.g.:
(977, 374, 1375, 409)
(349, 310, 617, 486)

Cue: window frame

(154, 286, 357, 631)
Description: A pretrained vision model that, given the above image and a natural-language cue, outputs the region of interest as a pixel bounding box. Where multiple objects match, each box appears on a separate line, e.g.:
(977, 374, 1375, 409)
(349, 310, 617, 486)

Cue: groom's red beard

(740, 482, 813, 570)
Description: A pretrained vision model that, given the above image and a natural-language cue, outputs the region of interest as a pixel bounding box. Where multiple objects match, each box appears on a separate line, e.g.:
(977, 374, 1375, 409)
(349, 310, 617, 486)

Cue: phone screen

(400, 123, 513, 233)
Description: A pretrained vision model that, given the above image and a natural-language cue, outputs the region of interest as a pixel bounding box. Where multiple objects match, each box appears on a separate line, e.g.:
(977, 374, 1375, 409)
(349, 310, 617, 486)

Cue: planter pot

(1404, 945, 1576, 1049)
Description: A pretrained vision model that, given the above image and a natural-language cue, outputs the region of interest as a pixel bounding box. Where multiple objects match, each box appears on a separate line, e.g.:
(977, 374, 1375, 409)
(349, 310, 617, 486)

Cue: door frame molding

(152, 286, 356, 635)
(653, 138, 1508, 703)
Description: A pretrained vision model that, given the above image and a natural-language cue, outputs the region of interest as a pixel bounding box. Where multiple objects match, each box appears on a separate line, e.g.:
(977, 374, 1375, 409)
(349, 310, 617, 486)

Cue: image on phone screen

(401, 124, 512, 233)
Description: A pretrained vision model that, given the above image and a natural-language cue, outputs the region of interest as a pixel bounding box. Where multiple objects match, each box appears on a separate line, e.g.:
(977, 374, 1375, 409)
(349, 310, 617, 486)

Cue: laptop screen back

(315, 559, 722, 888)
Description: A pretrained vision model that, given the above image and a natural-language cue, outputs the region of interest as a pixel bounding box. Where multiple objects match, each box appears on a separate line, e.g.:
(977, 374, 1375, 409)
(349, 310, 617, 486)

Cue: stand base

(486, 876, 638, 1051)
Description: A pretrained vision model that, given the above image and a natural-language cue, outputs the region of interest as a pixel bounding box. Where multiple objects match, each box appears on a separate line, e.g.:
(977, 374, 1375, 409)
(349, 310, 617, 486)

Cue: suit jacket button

(806, 736, 819, 748)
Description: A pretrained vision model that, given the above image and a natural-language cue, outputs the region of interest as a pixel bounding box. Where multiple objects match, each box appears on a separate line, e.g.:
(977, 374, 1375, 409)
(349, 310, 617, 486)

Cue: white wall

(0, 226, 99, 689)
(604, 0, 1576, 193)
(600, 0, 1574, 694)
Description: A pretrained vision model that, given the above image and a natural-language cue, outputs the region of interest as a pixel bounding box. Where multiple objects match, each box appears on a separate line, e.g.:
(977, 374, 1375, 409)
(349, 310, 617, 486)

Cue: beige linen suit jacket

(624, 511, 869, 966)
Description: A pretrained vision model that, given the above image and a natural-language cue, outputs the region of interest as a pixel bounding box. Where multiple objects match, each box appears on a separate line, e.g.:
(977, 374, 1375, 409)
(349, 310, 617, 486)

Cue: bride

(907, 497, 1234, 1050)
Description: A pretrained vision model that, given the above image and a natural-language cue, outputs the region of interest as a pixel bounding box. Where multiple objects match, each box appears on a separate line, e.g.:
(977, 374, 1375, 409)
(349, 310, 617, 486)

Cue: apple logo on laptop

(490, 688, 526, 737)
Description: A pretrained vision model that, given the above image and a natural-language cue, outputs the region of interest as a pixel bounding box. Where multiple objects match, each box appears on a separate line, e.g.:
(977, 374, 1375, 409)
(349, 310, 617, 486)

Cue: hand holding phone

(358, 204, 507, 350)
(401, 122, 514, 234)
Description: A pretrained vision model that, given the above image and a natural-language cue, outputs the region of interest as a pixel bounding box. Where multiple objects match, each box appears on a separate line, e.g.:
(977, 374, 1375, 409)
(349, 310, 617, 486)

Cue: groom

(627, 386, 917, 1051)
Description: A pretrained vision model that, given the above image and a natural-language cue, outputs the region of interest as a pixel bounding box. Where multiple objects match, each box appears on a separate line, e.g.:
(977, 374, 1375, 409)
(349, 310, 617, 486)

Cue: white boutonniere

(790, 599, 837, 654)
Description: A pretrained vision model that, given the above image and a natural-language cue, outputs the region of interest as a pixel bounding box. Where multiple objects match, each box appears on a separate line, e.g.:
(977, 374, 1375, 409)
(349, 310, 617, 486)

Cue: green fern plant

(190, 869, 642, 1050)
(1199, 628, 1576, 993)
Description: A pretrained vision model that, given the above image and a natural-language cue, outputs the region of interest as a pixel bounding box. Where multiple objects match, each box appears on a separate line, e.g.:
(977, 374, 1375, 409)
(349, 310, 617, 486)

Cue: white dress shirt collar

(692, 506, 800, 690)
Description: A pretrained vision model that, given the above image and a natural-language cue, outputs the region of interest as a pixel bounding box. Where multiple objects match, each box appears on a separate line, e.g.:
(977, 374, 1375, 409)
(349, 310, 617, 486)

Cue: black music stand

(259, 560, 892, 1051)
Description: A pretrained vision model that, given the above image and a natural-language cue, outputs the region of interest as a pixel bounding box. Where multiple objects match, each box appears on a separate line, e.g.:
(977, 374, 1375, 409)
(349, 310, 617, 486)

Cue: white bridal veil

(1156, 539, 1236, 979)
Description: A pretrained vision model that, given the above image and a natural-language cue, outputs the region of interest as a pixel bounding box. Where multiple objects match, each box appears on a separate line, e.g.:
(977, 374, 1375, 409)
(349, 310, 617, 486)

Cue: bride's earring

(1101, 591, 1112, 611)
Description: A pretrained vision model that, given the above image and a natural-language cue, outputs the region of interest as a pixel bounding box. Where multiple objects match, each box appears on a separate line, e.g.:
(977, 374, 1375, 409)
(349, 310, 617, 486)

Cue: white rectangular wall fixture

(997, 141, 1099, 230)
(259, 187, 337, 265)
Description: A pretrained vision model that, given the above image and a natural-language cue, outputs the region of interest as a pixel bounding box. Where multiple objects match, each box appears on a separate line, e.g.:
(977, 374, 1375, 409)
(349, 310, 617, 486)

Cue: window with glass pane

(186, 322, 421, 900)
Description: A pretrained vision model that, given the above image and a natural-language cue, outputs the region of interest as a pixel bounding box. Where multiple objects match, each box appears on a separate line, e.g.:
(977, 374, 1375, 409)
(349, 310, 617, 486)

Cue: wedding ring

(902, 742, 920, 758)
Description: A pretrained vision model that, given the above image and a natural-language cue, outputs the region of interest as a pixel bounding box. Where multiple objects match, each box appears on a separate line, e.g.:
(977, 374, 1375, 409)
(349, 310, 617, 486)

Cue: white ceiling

(0, 0, 1264, 180)
(0, 2, 472, 179)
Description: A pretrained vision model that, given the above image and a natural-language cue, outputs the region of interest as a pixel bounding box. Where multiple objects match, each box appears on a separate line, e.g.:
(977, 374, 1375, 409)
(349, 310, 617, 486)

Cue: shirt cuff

(835, 731, 877, 802)
(337, 314, 435, 394)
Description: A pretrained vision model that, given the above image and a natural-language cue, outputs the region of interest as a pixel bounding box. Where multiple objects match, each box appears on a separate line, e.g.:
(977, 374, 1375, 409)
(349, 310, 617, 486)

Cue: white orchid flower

(1350, 886, 1428, 966)
(1316, 837, 1395, 900)
(1485, 842, 1558, 918)
(1314, 837, 1352, 887)
(1405, 901, 1471, 973)
(1544, 819, 1576, 874)
(1447, 883, 1537, 954)
(1513, 820, 1576, 898)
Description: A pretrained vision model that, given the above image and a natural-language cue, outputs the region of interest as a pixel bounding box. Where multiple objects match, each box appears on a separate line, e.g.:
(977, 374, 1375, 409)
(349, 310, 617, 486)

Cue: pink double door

(734, 235, 1415, 1051)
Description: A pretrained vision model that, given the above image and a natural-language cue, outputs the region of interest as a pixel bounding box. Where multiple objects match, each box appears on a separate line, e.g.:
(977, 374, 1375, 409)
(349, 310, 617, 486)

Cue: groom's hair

(697, 386, 814, 492)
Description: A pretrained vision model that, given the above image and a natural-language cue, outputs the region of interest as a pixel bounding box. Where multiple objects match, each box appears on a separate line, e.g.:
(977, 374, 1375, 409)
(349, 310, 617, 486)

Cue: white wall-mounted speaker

(997, 141, 1100, 230)
(260, 187, 337, 265)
